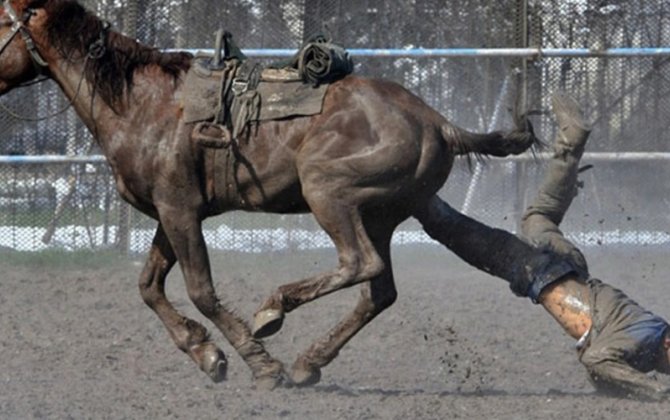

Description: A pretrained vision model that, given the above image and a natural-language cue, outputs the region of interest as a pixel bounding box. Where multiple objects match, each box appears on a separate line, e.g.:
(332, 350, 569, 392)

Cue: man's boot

(523, 93, 592, 227)
(521, 94, 592, 278)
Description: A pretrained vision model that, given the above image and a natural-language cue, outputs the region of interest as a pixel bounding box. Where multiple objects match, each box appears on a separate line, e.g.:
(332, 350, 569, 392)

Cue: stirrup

(192, 121, 232, 148)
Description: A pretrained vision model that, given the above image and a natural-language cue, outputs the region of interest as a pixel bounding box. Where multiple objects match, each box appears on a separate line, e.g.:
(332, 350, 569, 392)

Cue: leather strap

(0, 1, 47, 69)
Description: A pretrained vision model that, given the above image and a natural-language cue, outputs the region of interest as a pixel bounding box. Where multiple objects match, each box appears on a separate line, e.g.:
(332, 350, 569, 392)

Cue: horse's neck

(49, 54, 179, 152)
(50, 59, 118, 139)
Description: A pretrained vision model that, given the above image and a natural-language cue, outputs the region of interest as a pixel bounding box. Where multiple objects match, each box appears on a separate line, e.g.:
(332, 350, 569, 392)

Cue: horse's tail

(443, 113, 541, 158)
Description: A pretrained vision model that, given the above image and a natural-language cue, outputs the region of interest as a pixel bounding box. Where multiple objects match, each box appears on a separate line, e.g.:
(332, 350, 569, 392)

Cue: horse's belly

(245, 183, 309, 214)
(208, 163, 308, 214)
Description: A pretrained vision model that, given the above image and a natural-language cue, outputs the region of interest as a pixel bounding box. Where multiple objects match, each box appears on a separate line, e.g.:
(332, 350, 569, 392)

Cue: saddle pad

(256, 81, 329, 121)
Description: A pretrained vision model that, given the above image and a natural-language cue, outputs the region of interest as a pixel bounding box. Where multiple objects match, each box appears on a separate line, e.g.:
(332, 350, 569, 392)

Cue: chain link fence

(1, 0, 669, 253)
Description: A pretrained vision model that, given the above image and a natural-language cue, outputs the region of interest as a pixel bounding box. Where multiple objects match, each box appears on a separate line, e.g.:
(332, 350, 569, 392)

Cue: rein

(0, 55, 89, 121)
(0, 1, 109, 121)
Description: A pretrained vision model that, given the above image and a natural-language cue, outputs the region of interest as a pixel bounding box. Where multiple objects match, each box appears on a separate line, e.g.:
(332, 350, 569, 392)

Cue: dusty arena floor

(2, 243, 670, 419)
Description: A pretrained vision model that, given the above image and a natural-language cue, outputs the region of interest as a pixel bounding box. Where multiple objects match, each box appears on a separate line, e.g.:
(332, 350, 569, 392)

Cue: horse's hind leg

(291, 229, 397, 386)
(157, 209, 284, 389)
(139, 224, 227, 382)
(252, 201, 385, 339)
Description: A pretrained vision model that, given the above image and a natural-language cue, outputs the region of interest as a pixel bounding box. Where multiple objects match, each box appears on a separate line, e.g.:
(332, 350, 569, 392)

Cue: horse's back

(329, 76, 446, 121)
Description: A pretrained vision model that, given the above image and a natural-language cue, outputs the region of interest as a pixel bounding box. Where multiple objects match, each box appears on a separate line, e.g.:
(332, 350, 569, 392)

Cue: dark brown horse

(0, 0, 535, 389)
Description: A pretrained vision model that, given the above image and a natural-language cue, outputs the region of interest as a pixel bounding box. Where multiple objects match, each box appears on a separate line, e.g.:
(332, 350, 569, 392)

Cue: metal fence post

(512, 0, 529, 232)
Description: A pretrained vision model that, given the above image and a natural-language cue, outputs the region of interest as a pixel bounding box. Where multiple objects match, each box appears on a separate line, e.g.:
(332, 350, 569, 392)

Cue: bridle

(0, 0, 109, 121)
(0, 0, 47, 68)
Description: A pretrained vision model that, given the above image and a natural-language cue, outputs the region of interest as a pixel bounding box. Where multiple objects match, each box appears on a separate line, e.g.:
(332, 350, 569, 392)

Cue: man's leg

(518, 94, 594, 337)
(520, 94, 591, 279)
(415, 95, 670, 399)
(414, 94, 590, 300)
(414, 196, 577, 301)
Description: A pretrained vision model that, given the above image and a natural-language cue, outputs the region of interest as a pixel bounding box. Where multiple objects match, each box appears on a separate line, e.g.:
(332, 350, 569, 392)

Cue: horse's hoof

(252, 308, 284, 339)
(290, 360, 322, 387)
(254, 373, 284, 391)
(191, 343, 227, 383)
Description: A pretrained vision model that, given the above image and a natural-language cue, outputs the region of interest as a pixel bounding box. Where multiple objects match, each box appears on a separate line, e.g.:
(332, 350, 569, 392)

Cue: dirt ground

(2, 242, 670, 419)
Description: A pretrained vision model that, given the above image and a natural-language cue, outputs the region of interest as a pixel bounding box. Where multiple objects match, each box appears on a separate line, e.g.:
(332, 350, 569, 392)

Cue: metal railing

(2, 45, 670, 252)
(174, 47, 670, 58)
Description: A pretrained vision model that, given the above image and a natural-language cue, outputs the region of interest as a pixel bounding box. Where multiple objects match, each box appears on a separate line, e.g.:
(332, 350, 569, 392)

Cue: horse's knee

(339, 252, 385, 284)
(362, 254, 385, 279)
(139, 285, 160, 308)
(138, 272, 163, 309)
(137, 252, 174, 308)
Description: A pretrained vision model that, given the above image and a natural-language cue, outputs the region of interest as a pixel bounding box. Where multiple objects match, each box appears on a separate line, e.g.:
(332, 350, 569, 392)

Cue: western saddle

(186, 30, 353, 149)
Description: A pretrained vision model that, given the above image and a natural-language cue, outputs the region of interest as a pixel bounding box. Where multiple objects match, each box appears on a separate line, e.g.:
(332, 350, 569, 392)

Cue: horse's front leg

(139, 224, 227, 382)
(157, 207, 284, 389)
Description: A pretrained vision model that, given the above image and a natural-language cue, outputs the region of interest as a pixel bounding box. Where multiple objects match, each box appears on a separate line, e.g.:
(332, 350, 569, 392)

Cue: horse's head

(0, 0, 47, 94)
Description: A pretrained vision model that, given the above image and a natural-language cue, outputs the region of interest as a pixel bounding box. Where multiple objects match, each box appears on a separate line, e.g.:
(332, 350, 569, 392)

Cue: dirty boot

(552, 93, 591, 160)
(522, 93, 592, 233)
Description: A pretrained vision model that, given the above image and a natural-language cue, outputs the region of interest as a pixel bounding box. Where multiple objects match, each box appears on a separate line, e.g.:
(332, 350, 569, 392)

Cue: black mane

(39, 0, 192, 111)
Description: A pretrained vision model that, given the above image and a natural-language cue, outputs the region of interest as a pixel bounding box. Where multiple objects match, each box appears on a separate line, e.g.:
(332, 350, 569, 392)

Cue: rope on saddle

(298, 38, 353, 86)
(270, 34, 354, 87)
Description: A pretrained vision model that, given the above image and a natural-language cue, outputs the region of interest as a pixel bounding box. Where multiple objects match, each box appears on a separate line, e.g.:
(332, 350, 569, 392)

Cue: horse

(0, 0, 536, 389)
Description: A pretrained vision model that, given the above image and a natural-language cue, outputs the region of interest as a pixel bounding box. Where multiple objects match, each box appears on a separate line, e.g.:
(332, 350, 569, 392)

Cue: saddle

(180, 30, 353, 149)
